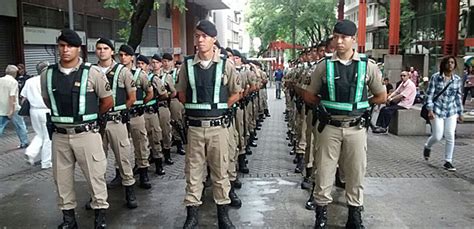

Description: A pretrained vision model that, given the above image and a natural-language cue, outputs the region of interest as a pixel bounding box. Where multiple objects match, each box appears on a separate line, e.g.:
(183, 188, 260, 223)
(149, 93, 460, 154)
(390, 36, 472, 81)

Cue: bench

(388, 105, 429, 136)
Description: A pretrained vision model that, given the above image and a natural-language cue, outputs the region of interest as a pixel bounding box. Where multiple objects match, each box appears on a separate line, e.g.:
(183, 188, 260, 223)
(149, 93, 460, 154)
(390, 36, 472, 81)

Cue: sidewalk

(0, 88, 473, 228)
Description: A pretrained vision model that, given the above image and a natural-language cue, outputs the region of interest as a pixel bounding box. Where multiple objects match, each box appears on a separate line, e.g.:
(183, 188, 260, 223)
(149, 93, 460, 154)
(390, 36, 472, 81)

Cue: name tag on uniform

(74, 82, 81, 87)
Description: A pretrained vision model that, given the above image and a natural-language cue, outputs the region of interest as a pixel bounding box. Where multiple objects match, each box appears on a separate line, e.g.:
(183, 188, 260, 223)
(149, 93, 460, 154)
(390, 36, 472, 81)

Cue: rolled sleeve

(175, 64, 188, 92)
(90, 67, 113, 99)
(306, 62, 324, 95)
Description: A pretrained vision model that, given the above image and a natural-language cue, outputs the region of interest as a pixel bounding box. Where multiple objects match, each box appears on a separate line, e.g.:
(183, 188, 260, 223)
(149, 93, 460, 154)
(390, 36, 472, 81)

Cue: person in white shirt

(21, 61, 52, 169)
(0, 65, 29, 148)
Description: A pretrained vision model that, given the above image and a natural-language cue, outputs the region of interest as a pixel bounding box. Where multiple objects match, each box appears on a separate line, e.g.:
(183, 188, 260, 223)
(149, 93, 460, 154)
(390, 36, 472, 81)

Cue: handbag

(18, 99, 30, 116)
(420, 81, 452, 121)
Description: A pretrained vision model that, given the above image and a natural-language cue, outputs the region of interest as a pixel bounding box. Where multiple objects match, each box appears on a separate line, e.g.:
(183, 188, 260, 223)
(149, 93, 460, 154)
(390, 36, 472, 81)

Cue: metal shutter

(87, 52, 99, 65)
(24, 45, 57, 74)
(0, 16, 16, 75)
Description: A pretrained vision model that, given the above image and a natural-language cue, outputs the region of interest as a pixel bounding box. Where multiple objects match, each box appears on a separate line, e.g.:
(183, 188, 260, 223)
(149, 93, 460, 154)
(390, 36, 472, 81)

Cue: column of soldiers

(42, 20, 270, 228)
(284, 19, 387, 229)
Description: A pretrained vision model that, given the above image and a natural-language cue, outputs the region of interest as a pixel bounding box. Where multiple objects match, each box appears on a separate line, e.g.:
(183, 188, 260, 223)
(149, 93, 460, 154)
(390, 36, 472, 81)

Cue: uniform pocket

(120, 138, 131, 147)
(92, 150, 106, 162)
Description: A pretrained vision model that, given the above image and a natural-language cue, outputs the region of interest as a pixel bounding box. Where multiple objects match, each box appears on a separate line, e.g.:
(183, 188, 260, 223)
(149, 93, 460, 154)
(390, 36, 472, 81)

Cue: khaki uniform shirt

(40, 58, 113, 127)
(160, 69, 177, 95)
(175, 52, 241, 95)
(150, 72, 167, 96)
(104, 61, 136, 94)
(131, 67, 151, 100)
(306, 51, 385, 118)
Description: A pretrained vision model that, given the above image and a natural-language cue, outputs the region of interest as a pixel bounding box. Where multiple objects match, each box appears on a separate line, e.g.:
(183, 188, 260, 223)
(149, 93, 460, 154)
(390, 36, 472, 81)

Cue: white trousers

(25, 108, 52, 168)
(425, 114, 458, 163)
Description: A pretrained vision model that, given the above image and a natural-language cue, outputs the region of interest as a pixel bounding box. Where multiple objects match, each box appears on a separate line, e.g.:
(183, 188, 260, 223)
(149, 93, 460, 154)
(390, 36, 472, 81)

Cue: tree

(103, 0, 186, 51)
(246, 0, 337, 58)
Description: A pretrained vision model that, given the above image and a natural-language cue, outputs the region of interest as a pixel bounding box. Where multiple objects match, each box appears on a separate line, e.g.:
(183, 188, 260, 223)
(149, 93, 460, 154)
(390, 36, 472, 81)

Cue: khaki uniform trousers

(295, 106, 307, 155)
(158, 106, 172, 150)
(184, 125, 231, 206)
(313, 122, 367, 207)
(245, 101, 256, 134)
(169, 98, 185, 141)
(235, 107, 246, 155)
(227, 121, 239, 181)
(304, 109, 315, 169)
(144, 112, 163, 159)
(262, 88, 268, 110)
(102, 121, 135, 186)
(129, 115, 150, 168)
(287, 98, 296, 133)
(52, 131, 109, 210)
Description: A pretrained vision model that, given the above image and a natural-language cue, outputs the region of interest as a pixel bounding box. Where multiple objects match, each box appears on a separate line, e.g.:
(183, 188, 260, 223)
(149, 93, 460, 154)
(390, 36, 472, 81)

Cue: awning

(191, 0, 230, 10)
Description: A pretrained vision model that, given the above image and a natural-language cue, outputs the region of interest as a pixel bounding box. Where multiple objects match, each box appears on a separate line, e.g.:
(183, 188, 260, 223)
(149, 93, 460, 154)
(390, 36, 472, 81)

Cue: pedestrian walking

(274, 68, 283, 99)
(462, 64, 473, 105)
(423, 56, 464, 171)
(0, 64, 29, 148)
(21, 61, 51, 169)
(41, 29, 111, 228)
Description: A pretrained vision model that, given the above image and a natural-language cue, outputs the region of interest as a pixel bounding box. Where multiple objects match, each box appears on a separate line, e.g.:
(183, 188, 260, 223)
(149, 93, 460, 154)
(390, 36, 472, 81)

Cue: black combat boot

(183, 206, 199, 229)
(295, 154, 304, 173)
(250, 132, 258, 141)
(248, 138, 257, 147)
(228, 185, 242, 208)
(217, 204, 235, 229)
(155, 158, 166, 175)
(346, 205, 365, 229)
(132, 164, 138, 177)
(245, 145, 253, 155)
(164, 149, 174, 165)
(314, 205, 328, 229)
(107, 168, 122, 189)
(58, 209, 77, 229)
(124, 185, 138, 209)
(238, 154, 249, 174)
(264, 109, 271, 117)
(177, 141, 186, 155)
(232, 179, 242, 189)
(138, 168, 152, 189)
(94, 209, 107, 229)
(301, 167, 313, 190)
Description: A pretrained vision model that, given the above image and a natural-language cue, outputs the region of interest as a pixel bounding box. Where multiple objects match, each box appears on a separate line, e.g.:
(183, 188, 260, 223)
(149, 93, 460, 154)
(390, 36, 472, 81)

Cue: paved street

(0, 87, 473, 228)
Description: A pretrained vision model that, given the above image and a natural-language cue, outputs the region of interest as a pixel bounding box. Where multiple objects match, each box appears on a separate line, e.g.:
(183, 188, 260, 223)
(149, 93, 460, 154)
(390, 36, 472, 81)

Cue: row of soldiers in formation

(41, 19, 270, 229)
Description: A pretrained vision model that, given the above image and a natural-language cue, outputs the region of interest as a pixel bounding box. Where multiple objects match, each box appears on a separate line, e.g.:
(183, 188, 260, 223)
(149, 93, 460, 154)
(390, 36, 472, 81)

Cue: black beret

(333, 19, 357, 36)
(196, 20, 217, 37)
(241, 57, 248, 64)
(219, 48, 228, 58)
(119, 45, 134, 56)
(232, 49, 242, 58)
(96, 37, 114, 50)
(225, 47, 234, 55)
(136, 55, 150, 65)
(175, 60, 182, 65)
(162, 53, 173, 61)
(57, 29, 82, 47)
(152, 54, 162, 62)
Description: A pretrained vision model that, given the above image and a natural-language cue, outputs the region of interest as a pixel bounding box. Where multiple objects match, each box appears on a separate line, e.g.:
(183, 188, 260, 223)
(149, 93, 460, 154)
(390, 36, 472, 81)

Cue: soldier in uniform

(154, 56, 175, 165)
(118, 45, 154, 189)
(161, 52, 186, 155)
(95, 38, 138, 209)
(300, 20, 387, 228)
(137, 54, 166, 175)
(41, 29, 110, 228)
(176, 20, 241, 229)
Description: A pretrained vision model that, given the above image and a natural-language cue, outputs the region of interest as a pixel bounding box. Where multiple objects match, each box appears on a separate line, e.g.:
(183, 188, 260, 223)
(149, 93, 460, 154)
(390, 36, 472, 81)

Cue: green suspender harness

(321, 54, 370, 112)
(47, 63, 97, 124)
(184, 59, 228, 110)
(132, 69, 144, 106)
(172, 69, 177, 83)
(111, 64, 127, 111)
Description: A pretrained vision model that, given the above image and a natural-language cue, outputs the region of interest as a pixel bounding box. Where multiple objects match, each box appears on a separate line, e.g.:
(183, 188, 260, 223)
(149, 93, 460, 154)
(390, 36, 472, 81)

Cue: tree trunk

(128, 0, 154, 51)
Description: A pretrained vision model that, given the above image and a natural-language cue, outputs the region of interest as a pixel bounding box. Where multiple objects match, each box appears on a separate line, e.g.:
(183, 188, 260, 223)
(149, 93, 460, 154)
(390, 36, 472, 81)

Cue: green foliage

(103, 0, 186, 41)
(246, 0, 337, 58)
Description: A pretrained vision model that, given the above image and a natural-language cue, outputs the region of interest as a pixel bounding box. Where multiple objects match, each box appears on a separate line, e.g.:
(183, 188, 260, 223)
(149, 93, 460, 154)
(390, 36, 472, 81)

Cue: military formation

(41, 19, 271, 229)
(284, 19, 387, 229)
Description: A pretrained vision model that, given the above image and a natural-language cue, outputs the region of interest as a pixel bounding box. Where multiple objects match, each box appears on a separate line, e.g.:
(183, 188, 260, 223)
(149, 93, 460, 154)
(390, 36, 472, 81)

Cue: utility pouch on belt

(171, 120, 187, 145)
(121, 110, 130, 124)
(317, 105, 329, 133)
(98, 114, 108, 134)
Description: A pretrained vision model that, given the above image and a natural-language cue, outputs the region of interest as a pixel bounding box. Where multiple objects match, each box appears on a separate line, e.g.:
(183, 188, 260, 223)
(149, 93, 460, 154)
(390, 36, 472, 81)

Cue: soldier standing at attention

(95, 38, 138, 209)
(161, 52, 186, 155)
(300, 20, 386, 228)
(118, 45, 154, 189)
(137, 54, 167, 175)
(176, 20, 241, 229)
(41, 29, 111, 228)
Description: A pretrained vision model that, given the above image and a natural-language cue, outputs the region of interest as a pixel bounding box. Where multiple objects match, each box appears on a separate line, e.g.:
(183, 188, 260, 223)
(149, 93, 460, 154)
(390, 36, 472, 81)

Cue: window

(23, 4, 64, 29)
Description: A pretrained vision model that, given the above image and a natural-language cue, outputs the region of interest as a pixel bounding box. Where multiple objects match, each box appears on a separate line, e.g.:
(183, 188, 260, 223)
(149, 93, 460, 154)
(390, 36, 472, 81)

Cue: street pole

(68, 0, 74, 30)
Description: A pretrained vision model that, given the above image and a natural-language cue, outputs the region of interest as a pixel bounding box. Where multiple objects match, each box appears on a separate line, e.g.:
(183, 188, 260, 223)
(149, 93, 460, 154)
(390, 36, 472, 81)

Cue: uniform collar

(330, 50, 361, 62)
(58, 58, 83, 73)
(192, 50, 222, 65)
